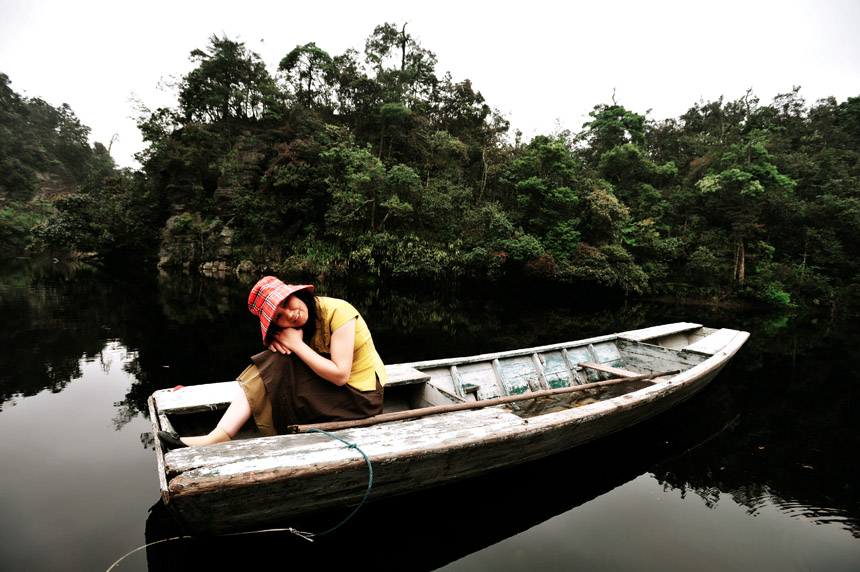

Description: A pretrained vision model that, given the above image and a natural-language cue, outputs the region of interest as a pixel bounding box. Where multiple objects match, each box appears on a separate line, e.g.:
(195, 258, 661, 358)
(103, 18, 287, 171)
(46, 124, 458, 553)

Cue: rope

(299, 428, 374, 537)
(107, 429, 373, 569)
(106, 536, 191, 571)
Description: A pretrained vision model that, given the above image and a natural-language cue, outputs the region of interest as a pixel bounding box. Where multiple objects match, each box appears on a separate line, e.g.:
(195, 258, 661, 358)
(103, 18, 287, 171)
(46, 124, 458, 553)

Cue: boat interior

(153, 323, 740, 439)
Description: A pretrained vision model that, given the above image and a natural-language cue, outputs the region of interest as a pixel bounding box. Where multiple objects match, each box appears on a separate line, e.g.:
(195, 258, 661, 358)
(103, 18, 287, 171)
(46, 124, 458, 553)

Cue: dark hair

(264, 289, 318, 347)
(294, 289, 318, 344)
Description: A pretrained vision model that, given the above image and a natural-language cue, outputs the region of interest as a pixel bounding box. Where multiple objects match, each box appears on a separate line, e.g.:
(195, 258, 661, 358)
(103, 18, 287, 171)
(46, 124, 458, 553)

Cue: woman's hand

(269, 327, 303, 354)
(269, 319, 357, 386)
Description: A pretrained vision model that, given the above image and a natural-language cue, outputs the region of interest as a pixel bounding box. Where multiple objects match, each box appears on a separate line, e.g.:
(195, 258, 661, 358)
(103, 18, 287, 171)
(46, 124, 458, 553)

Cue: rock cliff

(157, 131, 269, 273)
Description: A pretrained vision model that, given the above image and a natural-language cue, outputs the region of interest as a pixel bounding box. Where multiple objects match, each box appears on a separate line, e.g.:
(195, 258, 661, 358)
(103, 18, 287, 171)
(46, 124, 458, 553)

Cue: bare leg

(181, 389, 251, 446)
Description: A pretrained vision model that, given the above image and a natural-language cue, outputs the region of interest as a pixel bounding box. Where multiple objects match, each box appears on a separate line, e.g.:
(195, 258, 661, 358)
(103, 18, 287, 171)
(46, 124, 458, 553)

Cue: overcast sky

(2, 0, 859, 168)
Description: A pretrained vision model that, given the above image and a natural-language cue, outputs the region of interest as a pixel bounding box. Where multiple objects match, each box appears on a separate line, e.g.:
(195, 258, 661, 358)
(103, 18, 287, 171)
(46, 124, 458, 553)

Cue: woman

(159, 276, 386, 449)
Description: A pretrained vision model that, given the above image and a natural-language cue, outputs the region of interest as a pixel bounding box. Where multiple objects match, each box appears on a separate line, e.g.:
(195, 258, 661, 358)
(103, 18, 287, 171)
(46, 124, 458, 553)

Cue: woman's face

(273, 294, 308, 329)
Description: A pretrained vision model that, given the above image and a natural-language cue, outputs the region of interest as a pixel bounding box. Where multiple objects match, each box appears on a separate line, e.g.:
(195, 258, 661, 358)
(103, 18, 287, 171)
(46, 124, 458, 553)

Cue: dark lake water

(1, 259, 858, 571)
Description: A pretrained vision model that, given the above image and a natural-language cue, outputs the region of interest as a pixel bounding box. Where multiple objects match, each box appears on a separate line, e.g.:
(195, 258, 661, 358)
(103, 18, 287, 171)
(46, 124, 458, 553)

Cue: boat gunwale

(398, 322, 705, 370)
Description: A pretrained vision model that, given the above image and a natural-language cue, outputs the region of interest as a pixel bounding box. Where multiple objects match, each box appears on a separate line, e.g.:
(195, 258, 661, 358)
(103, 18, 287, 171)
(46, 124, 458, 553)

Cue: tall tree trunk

(400, 23, 408, 70)
(734, 240, 746, 283)
(477, 144, 488, 202)
(371, 189, 377, 238)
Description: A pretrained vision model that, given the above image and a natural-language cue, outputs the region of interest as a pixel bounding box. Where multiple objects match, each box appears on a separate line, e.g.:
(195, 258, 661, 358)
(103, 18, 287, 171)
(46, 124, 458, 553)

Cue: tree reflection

(0, 259, 108, 408)
(2, 260, 858, 541)
(652, 318, 860, 538)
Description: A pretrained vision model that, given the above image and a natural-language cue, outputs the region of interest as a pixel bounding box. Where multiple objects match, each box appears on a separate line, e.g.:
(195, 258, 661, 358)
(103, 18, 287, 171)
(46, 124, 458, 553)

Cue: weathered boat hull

(149, 322, 749, 535)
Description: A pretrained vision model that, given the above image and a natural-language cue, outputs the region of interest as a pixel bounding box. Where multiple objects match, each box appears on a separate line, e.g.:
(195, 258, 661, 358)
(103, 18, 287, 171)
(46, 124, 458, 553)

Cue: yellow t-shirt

(310, 297, 387, 392)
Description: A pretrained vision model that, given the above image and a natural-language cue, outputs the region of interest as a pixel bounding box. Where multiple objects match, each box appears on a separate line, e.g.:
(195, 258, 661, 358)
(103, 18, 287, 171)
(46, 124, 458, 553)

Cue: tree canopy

(4, 26, 860, 314)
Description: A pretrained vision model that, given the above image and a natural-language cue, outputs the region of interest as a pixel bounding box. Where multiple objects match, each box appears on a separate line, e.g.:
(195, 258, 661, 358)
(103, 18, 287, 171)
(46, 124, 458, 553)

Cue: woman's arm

(269, 319, 356, 386)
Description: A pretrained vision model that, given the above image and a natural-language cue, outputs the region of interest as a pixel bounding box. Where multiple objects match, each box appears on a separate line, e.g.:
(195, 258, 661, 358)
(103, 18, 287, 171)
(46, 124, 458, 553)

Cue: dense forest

(1, 24, 859, 313)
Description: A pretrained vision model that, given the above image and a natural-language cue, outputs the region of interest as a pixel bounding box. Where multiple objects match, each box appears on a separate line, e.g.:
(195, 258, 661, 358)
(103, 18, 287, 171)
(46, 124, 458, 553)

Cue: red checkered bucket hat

(247, 276, 314, 343)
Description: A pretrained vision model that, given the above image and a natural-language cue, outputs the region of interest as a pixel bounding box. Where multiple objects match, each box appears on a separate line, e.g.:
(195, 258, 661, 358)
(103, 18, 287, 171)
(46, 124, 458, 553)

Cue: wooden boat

(148, 322, 749, 536)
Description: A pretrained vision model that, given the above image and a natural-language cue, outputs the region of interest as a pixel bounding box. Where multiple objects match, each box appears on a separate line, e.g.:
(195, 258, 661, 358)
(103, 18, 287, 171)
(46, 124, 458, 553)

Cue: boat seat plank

(578, 361, 640, 378)
(154, 381, 240, 414)
(156, 365, 430, 414)
(616, 339, 708, 371)
(619, 322, 703, 342)
(683, 329, 742, 355)
(384, 365, 431, 387)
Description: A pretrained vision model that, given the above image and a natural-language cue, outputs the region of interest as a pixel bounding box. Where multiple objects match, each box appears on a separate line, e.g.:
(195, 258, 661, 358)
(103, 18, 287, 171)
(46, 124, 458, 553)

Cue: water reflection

(1, 260, 859, 570)
(652, 327, 860, 538)
(0, 338, 154, 571)
(1, 259, 114, 407)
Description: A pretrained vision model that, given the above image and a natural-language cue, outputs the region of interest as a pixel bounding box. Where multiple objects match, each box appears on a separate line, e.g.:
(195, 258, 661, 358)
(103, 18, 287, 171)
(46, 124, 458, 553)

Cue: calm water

(1, 260, 858, 571)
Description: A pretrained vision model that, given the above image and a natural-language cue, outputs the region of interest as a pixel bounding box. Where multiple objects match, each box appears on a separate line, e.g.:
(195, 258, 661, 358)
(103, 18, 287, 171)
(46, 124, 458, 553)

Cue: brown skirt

(238, 351, 384, 436)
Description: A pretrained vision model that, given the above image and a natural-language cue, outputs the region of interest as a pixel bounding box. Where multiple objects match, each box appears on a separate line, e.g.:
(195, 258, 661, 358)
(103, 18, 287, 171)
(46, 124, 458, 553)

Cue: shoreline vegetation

(1, 23, 858, 314)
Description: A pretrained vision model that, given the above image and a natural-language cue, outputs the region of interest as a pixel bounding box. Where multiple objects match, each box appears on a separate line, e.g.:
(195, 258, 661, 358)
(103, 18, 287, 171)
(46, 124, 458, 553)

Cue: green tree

(33, 172, 158, 263)
(178, 34, 281, 123)
(689, 95, 796, 289)
(501, 135, 582, 259)
(0, 73, 101, 199)
(279, 42, 335, 110)
(578, 102, 646, 166)
(597, 143, 676, 219)
(364, 22, 438, 107)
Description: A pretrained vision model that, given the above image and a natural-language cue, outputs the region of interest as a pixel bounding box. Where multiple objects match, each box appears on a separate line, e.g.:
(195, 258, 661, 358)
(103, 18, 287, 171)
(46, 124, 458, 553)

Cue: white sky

(1, 0, 859, 169)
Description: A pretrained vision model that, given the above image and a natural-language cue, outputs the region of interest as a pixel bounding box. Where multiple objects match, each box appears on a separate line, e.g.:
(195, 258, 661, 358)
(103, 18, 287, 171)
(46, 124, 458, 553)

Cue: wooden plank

(530, 353, 550, 390)
(579, 361, 640, 378)
(584, 344, 605, 381)
(497, 355, 539, 395)
(491, 359, 505, 396)
(157, 365, 428, 415)
(564, 346, 594, 381)
(424, 368, 457, 396)
(431, 385, 467, 404)
(165, 407, 527, 475)
(491, 358, 519, 409)
(540, 351, 573, 389)
(457, 361, 502, 399)
(590, 341, 624, 364)
(618, 322, 702, 342)
(616, 338, 708, 372)
(450, 365, 464, 398)
(384, 365, 431, 386)
(158, 411, 174, 433)
(684, 329, 742, 355)
(562, 349, 587, 385)
(147, 396, 170, 502)
(154, 381, 239, 413)
(400, 333, 623, 370)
